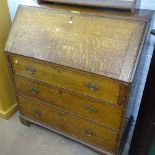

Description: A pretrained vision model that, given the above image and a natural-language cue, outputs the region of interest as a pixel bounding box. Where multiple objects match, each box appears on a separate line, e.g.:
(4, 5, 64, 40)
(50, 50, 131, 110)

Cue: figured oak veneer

(18, 95, 119, 153)
(11, 55, 123, 105)
(5, 6, 153, 155)
(5, 6, 146, 82)
(15, 75, 124, 130)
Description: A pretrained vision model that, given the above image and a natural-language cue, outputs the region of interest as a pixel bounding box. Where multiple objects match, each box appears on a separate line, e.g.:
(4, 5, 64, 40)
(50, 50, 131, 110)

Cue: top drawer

(10, 55, 128, 105)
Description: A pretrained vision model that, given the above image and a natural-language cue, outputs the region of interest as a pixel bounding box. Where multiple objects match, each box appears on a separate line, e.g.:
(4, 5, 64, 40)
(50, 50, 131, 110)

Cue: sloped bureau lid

(5, 6, 147, 82)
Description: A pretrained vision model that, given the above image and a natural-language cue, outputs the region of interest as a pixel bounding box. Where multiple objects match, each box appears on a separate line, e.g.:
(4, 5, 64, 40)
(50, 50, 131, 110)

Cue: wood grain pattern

(4, 5, 153, 155)
(5, 6, 146, 82)
(11, 55, 123, 105)
(19, 115, 115, 155)
(15, 75, 124, 130)
(18, 95, 119, 153)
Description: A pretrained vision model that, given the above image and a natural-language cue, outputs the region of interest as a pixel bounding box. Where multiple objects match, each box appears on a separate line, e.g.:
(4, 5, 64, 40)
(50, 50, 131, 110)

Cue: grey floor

(0, 112, 133, 155)
(0, 112, 100, 155)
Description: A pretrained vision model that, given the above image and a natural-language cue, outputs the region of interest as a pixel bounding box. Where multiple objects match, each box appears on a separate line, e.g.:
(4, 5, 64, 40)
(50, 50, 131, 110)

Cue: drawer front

(11, 55, 123, 105)
(18, 95, 119, 153)
(15, 75, 123, 130)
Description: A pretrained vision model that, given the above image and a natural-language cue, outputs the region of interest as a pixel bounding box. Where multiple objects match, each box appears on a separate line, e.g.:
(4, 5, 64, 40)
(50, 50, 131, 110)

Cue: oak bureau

(5, 5, 153, 155)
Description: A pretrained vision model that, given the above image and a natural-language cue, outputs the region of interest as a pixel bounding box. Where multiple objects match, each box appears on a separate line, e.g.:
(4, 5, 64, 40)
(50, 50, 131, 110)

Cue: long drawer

(10, 55, 126, 105)
(15, 75, 123, 130)
(18, 95, 119, 153)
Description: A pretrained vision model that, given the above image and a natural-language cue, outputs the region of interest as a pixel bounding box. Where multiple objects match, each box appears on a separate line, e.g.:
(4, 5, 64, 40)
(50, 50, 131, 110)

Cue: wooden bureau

(5, 5, 153, 155)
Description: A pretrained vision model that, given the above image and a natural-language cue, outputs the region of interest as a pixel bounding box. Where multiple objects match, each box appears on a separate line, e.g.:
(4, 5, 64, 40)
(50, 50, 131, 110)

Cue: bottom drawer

(18, 95, 119, 153)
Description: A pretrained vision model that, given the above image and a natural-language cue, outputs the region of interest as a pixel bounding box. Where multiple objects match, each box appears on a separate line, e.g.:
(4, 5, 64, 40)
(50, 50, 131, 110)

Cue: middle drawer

(15, 75, 123, 130)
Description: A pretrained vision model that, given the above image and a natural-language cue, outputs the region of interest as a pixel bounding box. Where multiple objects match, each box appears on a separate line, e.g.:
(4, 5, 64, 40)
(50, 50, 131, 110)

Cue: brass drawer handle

(85, 105, 97, 113)
(83, 129, 96, 137)
(26, 66, 36, 74)
(85, 83, 99, 91)
(32, 109, 42, 117)
(31, 88, 40, 94)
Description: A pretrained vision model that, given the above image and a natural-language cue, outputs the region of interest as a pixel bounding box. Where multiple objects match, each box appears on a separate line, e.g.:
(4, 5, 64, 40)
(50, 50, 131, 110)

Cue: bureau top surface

(5, 6, 149, 82)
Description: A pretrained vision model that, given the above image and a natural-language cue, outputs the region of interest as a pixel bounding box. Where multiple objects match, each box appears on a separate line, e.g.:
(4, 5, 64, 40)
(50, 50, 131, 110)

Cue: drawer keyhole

(68, 16, 74, 24)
